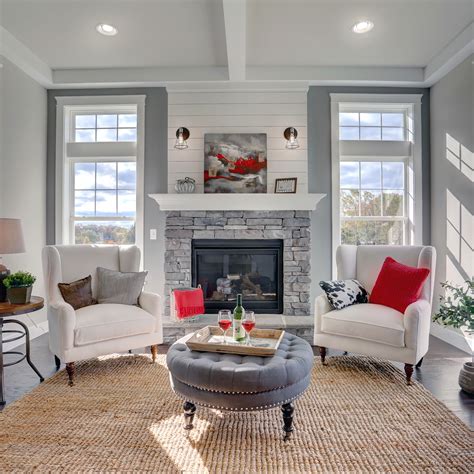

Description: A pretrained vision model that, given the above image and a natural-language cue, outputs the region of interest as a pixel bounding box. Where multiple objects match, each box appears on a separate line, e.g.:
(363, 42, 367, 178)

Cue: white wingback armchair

(314, 245, 436, 384)
(42, 244, 162, 385)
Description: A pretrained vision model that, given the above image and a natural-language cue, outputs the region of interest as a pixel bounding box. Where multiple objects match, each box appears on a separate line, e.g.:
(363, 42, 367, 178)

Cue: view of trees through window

(73, 161, 136, 244)
(340, 161, 405, 245)
(75, 222, 135, 245)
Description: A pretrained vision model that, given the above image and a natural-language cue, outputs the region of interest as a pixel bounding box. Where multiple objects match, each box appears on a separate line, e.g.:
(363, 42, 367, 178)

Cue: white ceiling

(1, 0, 227, 68)
(247, 0, 473, 67)
(0, 0, 472, 88)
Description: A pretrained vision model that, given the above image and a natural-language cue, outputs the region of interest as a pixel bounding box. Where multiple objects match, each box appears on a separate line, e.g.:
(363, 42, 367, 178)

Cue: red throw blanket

(174, 288, 205, 319)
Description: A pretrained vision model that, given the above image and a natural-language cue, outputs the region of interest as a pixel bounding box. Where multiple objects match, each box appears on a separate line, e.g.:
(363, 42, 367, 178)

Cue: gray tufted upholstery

(166, 333, 313, 411)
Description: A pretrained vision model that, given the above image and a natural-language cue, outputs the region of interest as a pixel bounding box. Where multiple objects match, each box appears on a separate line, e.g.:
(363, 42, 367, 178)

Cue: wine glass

(242, 311, 256, 346)
(218, 310, 232, 344)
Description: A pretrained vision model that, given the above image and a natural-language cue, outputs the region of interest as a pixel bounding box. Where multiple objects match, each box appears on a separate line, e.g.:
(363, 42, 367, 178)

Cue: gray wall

(307, 86, 431, 300)
(47, 88, 168, 295)
(1, 57, 48, 325)
(430, 56, 473, 312)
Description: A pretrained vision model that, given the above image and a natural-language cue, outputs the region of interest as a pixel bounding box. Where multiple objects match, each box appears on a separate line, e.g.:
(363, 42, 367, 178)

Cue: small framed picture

(274, 177, 297, 194)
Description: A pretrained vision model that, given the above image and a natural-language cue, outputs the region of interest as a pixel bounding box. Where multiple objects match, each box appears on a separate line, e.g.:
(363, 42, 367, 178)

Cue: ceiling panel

(1, 0, 228, 69)
(247, 0, 473, 67)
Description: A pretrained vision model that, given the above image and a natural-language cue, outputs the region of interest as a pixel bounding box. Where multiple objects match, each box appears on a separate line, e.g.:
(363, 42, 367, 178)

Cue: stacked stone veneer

(164, 210, 311, 316)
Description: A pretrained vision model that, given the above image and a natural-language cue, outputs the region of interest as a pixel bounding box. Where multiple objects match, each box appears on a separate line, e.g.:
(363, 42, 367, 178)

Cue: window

(73, 161, 136, 244)
(340, 112, 406, 141)
(330, 93, 423, 272)
(56, 95, 145, 248)
(73, 113, 137, 142)
(340, 160, 406, 245)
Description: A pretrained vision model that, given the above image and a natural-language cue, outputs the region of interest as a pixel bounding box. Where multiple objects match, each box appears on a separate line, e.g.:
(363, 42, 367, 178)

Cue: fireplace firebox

(192, 239, 283, 314)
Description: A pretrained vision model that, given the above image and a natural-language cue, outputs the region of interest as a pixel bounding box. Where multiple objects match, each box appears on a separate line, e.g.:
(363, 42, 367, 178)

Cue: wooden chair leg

(150, 345, 158, 363)
(416, 357, 423, 369)
(404, 364, 414, 385)
(54, 355, 60, 370)
(319, 346, 327, 365)
(66, 362, 75, 386)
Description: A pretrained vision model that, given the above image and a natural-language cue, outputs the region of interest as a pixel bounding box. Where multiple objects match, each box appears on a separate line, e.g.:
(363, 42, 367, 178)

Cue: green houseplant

(2, 271, 36, 304)
(433, 280, 473, 393)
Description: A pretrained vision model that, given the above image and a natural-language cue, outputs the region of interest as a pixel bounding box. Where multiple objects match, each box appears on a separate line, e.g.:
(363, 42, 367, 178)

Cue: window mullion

(116, 163, 119, 216)
(94, 162, 97, 217)
(380, 162, 384, 217)
(358, 162, 362, 216)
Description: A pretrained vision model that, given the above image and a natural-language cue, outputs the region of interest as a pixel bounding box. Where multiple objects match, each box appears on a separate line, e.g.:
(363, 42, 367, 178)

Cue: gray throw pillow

(96, 267, 148, 305)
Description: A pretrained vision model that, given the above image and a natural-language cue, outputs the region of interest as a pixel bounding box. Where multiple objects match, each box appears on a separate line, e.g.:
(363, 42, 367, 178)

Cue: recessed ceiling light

(352, 20, 374, 34)
(96, 23, 118, 36)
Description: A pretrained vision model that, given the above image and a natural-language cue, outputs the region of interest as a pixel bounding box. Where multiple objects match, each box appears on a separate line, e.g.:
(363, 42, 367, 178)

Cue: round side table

(0, 296, 44, 406)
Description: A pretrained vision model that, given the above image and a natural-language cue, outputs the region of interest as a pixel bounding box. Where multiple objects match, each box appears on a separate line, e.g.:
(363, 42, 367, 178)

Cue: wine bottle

(233, 294, 246, 342)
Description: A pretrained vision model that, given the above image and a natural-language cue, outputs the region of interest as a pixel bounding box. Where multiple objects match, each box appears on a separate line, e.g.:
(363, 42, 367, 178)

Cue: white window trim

(330, 93, 423, 277)
(55, 95, 146, 256)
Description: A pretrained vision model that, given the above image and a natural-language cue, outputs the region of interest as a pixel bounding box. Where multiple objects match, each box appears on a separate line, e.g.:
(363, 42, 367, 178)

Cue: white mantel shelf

(149, 193, 326, 211)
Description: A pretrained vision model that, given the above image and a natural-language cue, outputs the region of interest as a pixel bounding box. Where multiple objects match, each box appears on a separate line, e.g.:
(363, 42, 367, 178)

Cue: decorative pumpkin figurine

(175, 177, 196, 194)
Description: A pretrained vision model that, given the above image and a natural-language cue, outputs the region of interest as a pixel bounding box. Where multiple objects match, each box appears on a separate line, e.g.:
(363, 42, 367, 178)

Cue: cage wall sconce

(284, 127, 299, 149)
(175, 127, 190, 149)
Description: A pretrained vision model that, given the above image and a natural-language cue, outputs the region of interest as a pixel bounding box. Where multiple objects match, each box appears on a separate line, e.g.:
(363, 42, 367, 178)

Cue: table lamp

(0, 218, 26, 302)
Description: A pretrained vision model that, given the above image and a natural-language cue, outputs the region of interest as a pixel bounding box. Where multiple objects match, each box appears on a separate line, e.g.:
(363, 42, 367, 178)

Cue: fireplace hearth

(192, 239, 283, 313)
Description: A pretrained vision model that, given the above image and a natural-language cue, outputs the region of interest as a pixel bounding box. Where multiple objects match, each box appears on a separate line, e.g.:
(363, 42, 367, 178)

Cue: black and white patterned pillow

(319, 279, 368, 310)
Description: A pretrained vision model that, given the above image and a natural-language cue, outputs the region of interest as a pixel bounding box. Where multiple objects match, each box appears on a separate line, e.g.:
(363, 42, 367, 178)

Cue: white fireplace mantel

(148, 193, 326, 211)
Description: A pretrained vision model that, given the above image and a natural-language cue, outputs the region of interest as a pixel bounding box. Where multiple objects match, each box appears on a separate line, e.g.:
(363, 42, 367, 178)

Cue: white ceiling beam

(0, 26, 53, 87)
(247, 66, 425, 86)
(424, 22, 474, 87)
(52, 66, 229, 88)
(222, 0, 246, 82)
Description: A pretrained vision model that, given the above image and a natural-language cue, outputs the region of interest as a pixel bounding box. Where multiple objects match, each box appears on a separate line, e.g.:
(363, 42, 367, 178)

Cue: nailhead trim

(172, 388, 304, 412)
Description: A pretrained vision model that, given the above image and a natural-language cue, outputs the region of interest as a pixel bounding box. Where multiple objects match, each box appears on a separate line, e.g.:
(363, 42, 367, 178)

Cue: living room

(0, 0, 472, 472)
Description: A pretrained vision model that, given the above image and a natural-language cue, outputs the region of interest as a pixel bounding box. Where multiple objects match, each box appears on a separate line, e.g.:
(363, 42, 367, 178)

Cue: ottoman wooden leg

(282, 403, 294, 441)
(183, 401, 196, 430)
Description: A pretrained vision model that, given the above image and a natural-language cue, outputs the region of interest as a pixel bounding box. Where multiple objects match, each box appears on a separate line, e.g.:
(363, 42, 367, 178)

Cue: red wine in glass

(242, 321, 255, 332)
(218, 310, 232, 344)
(242, 311, 255, 345)
(218, 319, 232, 332)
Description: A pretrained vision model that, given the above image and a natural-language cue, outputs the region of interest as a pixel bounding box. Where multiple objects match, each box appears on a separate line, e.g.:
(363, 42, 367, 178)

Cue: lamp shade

(0, 218, 26, 254)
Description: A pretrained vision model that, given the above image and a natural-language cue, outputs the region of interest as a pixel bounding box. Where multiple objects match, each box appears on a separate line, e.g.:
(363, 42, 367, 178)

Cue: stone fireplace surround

(164, 210, 311, 317)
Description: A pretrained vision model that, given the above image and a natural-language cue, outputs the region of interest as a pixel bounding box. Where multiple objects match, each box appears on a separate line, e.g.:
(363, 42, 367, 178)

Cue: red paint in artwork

(207, 154, 266, 180)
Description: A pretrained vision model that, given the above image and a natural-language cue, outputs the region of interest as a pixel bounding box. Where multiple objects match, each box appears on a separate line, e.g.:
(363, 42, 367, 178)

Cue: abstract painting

(204, 133, 267, 193)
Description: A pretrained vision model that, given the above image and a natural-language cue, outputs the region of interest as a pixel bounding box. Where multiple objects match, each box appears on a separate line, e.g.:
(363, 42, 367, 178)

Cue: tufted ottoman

(166, 332, 313, 440)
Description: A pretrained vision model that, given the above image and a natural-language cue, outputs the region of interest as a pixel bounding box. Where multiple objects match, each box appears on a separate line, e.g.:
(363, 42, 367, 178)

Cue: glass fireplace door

(192, 239, 283, 313)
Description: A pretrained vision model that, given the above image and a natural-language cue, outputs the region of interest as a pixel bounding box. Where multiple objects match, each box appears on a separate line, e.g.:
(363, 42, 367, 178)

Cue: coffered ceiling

(0, 0, 472, 88)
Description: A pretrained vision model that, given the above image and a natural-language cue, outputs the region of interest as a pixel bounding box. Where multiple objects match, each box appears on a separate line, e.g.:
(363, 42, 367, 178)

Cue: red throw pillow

(369, 257, 430, 313)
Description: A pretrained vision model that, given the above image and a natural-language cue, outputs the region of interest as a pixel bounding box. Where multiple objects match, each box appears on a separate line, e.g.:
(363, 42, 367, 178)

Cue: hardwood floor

(2, 334, 472, 427)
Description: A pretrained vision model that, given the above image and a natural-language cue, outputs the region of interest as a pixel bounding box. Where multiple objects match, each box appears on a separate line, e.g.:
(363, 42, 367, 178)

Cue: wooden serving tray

(186, 326, 285, 357)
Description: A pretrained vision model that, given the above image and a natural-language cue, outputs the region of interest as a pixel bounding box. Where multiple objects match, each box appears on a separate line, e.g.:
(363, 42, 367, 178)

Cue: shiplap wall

(168, 91, 308, 193)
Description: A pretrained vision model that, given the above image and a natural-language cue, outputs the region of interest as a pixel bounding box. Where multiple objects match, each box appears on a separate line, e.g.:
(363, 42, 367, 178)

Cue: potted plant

(433, 280, 473, 394)
(2, 271, 36, 304)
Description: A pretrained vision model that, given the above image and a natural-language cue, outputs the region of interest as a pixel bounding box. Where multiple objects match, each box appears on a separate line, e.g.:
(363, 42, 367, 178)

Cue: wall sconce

(175, 127, 190, 150)
(284, 127, 299, 149)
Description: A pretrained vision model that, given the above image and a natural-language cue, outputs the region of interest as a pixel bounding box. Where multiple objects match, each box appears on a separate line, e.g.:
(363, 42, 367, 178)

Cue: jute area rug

(0, 354, 471, 473)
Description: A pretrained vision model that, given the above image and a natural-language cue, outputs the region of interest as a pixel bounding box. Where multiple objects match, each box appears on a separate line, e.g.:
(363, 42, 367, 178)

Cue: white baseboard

(4, 321, 49, 352)
(430, 322, 472, 354)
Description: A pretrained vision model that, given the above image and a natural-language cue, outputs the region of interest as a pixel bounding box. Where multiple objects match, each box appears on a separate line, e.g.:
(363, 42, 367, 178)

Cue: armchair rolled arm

(47, 300, 76, 353)
(139, 291, 162, 331)
(403, 299, 431, 352)
(314, 293, 332, 334)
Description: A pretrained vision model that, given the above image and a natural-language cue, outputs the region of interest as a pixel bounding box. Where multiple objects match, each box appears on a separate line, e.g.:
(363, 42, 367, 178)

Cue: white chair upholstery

(42, 244, 163, 383)
(314, 245, 436, 384)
